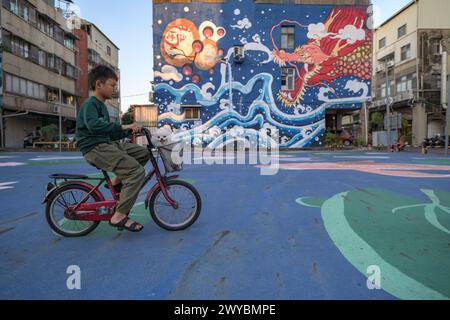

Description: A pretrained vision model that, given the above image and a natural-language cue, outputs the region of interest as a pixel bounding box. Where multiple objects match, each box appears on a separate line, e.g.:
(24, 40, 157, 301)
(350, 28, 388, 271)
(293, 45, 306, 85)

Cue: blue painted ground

(0, 150, 449, 300)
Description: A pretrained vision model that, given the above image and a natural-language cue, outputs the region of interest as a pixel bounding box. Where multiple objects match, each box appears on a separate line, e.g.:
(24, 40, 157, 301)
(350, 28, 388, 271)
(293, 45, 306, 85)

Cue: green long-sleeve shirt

(75, 96, 127, 155)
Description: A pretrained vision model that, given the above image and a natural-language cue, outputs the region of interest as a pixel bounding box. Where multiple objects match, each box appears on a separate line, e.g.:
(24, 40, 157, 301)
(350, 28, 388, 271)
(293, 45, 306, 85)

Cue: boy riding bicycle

(75, 65, 149, 233)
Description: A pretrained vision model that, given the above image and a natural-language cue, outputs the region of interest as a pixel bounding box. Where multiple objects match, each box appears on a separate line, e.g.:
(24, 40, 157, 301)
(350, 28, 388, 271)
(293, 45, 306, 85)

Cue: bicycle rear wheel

(149, 180, 201, 231)
(46, 184, 101, 237)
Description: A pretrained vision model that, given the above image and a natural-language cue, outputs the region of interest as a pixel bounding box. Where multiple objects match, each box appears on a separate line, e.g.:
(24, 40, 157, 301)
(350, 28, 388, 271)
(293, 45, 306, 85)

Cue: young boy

(75, 65, 150, 232)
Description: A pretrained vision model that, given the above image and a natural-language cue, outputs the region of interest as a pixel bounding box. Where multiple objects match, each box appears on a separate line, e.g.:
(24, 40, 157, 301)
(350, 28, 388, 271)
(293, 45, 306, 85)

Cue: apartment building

(74, 18, 121, 122)
(1, 0, 78, 148)
(371, 0, 450, 147)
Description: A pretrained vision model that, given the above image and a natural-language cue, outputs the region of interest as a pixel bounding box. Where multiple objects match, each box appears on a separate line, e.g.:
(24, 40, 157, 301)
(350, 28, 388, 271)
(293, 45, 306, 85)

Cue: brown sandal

(109, 217, 143, 233)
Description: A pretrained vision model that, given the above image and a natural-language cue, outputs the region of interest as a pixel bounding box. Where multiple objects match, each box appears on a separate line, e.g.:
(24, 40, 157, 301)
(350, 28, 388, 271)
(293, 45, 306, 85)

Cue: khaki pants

(84, 141, 151, 214)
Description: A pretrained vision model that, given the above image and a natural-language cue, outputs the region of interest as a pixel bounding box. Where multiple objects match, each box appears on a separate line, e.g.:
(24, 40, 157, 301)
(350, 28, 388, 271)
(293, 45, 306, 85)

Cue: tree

(40, 124, 58, 141)
(370, 112, 384, 132)
(121, 106, 134, 125)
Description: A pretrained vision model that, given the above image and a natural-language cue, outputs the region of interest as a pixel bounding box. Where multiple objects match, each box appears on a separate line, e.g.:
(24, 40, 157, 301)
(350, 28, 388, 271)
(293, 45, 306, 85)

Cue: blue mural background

(153, 1, 373, 148)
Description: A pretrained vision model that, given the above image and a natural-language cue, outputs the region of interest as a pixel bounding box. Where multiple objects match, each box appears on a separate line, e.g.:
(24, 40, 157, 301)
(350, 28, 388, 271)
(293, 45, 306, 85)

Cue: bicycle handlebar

(124, 127, 154, 148)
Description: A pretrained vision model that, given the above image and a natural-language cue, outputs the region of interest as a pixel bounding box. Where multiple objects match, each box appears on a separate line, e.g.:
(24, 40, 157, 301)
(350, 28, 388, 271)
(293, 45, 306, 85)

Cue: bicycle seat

(49, 174, 90, 180)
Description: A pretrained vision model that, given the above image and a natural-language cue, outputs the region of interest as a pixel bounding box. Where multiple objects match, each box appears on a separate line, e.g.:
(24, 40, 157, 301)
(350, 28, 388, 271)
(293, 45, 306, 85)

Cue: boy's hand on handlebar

(122, 124, 142, 134)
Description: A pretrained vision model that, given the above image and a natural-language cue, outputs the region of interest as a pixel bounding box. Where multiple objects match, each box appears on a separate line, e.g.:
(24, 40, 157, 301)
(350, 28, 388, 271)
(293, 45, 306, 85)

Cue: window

(4, 73, 49, 101)
(23, 41, 29, 58)
(27, 81, 34, 97)
(11, 36, 29, 59)
(64, 36, 75, 50)
(5, 74, 13, 93)
(401, 44, 411, 61)
(33, 83, 39, 99)
(378, 80, 394, 98)
(37, 15, 54, 37)
(281, 26, 295, 50)
(39, 85, 46, 100)
(19, 2, 28, 21)
(29, 45, 39, 64)
(379, 37, 386, 49)
(47, 88, 59, 102)
(54, 26, 64, 44)
(1, 29, 12, 51)
(66, 65, 77, 79)
(9, 0, 18, 15)
(19, 78, 27, 95)
(398, 24, 407, 38)
(431, 74, 442, 89)
(281, 68, 295, 91)
(107, 46, 111, 56)
(47, 54, 56, 70)
(12, 76, 20, 93)
(38, 50, 46, 66)
(88, 49, 101, 65)
(29, 6, 36, 25)
(63, 93, 75, 106)
(396, 73, 417, 92)
(183, 107, 201, 120)
(430, 39, 441, 55)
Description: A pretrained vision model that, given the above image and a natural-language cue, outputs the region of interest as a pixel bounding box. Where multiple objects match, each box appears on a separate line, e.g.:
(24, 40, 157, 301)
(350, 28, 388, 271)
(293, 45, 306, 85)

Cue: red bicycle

(42, 128, 201, 237)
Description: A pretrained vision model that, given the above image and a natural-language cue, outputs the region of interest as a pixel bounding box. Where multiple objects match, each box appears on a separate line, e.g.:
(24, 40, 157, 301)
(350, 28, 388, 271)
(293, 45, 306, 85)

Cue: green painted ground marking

(296, 197, 326, 208)
(296, 188, 450, 300)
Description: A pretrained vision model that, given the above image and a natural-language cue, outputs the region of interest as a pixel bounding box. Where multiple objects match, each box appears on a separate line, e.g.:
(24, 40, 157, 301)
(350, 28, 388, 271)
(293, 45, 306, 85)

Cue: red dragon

(271, 7, 372, 107)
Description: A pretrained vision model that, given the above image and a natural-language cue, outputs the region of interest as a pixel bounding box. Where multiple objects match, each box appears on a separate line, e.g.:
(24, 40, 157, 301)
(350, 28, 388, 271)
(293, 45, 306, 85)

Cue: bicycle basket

(158, 143, 183, 173)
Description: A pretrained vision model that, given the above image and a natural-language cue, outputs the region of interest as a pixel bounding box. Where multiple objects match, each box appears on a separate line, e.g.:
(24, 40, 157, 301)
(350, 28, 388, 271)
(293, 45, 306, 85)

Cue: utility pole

(385, 59, 393, 148)
(445, 79, 449, 156)
(59, 67, 63, 153)
(441, 46, 449, 156)
(0, 111, 3, 149)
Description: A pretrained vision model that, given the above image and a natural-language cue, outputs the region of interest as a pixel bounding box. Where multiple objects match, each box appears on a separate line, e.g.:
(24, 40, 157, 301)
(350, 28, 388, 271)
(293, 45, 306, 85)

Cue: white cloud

(231, 18, 252, 30)
(333, 25, 366, 44)
(307, 23, 332, 40)
(154, 65, 183, 82)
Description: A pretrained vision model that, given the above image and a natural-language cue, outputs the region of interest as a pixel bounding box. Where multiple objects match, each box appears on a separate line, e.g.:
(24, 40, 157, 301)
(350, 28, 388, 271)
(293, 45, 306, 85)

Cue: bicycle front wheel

(149, 180, 201, 231)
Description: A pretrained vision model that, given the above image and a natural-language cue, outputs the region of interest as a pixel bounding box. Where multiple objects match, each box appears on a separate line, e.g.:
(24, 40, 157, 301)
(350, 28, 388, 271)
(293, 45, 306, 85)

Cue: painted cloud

(155, 65, 183, 82)
(231, 18, 252, 30)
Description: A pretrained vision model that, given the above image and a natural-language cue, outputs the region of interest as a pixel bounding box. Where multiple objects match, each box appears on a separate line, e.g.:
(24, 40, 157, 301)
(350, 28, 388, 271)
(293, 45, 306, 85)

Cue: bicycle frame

(50, 129, 180, 222)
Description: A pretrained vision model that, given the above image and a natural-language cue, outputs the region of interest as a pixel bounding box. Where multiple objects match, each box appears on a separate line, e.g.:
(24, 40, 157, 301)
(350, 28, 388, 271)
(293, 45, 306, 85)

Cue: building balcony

(371, 90, 416, 108)
(3, 94, 77, 120)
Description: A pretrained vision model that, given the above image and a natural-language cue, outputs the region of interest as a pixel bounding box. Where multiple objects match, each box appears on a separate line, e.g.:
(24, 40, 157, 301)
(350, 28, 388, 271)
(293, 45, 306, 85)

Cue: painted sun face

(159, 18, 225, 83)
(161, 19, 200, 67)
(164, 26, 195, 55)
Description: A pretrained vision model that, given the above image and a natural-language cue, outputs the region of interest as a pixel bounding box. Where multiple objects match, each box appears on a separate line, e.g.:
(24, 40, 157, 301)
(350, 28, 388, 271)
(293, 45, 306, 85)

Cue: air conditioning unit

(386, 59, 395, 68)
(51, 105, 60, 113)
(233, 45, 245, 64)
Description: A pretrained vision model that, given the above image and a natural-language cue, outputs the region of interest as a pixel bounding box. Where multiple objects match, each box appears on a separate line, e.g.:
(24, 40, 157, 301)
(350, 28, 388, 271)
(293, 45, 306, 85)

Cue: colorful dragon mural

(271, 7, 372, 107)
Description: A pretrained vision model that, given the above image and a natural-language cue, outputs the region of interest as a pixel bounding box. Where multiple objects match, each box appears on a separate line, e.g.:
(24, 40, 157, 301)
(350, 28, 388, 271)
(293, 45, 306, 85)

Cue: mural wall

(153, 1, 373, 148)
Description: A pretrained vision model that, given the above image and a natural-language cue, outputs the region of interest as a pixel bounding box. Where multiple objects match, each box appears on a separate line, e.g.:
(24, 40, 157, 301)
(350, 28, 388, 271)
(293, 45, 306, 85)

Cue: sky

(68, 0, 412, 113)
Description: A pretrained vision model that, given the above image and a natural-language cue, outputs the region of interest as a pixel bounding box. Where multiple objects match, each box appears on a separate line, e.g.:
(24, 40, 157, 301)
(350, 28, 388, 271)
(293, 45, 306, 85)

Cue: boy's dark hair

(88, 65, 118, 91)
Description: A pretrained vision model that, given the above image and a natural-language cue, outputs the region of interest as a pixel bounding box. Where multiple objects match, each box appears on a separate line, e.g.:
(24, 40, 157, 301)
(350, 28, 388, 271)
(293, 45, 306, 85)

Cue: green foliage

(40, 124, 58, 141)
(370, 112, 384, 131)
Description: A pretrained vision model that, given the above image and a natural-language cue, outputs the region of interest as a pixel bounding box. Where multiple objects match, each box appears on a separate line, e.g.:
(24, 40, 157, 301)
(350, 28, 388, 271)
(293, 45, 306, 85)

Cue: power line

(121, 93, 149, 98)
